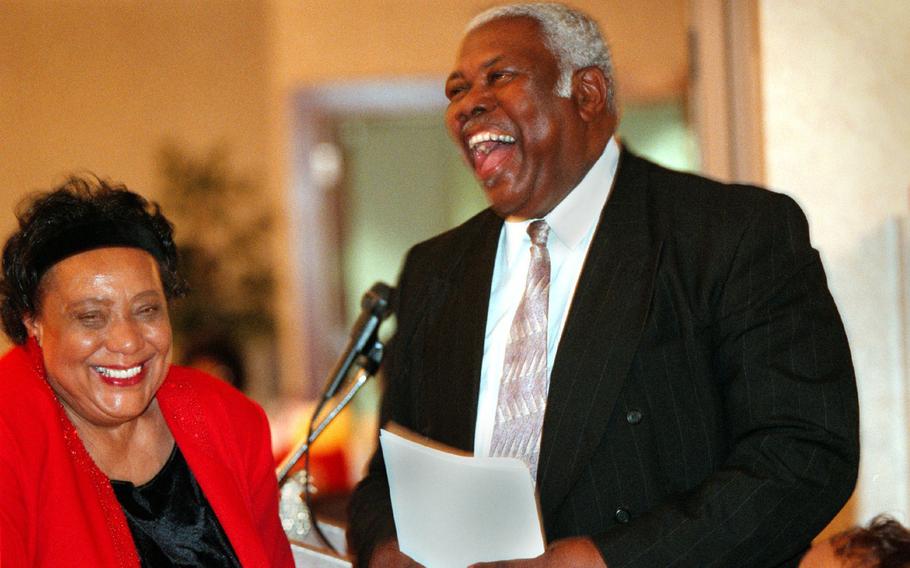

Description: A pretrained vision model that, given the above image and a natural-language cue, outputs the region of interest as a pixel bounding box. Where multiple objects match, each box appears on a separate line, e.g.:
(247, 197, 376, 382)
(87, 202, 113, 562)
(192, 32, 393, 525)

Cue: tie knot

(528, 220, 549, 248)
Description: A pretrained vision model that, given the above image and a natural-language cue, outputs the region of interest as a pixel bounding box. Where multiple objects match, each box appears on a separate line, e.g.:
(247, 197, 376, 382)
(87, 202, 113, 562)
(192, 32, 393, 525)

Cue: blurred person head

(800, 515, 910, 567)
(444, 2, 618, 221)
(183, 334, 247, 392)
(0, 175, 187, 428)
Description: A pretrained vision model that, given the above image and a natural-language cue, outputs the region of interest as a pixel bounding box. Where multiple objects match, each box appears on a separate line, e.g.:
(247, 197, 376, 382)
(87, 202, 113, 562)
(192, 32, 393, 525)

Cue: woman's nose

(106, 317, 143, 354)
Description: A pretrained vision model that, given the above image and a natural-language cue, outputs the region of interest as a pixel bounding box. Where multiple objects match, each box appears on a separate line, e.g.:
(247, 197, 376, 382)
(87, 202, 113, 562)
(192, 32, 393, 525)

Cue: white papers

(380, 428, 545, 568)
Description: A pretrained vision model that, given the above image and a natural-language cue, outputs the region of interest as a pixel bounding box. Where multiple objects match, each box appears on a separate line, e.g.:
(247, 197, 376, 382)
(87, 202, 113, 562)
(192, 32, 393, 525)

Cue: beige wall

(0, 0, 270, 215)
(270, 0, 688, 99)
(759, 0, 910, 528)
(0, 0, 275, 360)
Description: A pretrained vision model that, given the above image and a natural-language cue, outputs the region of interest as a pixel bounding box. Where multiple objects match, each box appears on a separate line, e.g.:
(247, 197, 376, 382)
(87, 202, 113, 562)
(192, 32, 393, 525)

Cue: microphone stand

(276, 281, 393, 555)
(276, 340, 384, 486)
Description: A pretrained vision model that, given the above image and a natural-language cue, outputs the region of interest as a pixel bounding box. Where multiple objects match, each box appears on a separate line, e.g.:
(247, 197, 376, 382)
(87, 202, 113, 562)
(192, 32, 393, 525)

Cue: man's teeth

(468, 132, 516, 151)
(94, 365, 142, 379)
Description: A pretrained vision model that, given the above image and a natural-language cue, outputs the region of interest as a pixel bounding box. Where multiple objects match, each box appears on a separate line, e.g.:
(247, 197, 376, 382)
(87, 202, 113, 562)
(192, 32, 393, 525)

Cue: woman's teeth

(93, 365, 142, 379)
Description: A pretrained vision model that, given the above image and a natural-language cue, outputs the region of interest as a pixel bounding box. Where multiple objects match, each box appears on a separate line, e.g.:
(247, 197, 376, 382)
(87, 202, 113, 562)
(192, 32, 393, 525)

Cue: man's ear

(572, 66, 610, 122)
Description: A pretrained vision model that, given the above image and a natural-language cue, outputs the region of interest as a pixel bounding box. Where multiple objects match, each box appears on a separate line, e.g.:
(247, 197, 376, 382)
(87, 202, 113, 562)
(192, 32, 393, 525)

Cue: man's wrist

(369, 538, 423, 568)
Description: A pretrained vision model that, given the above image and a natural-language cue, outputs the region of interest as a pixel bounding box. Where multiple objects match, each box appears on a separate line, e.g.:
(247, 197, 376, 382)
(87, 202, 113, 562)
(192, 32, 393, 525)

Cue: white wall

(759, 0, 910, 528)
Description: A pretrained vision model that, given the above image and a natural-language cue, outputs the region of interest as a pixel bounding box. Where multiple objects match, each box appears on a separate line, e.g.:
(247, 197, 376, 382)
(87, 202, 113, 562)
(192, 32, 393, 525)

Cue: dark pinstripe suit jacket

(347, 149, 859, 567)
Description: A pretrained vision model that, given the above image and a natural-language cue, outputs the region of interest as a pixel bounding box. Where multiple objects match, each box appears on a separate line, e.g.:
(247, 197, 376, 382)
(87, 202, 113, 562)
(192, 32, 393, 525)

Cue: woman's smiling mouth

(92, 363, 147, 386)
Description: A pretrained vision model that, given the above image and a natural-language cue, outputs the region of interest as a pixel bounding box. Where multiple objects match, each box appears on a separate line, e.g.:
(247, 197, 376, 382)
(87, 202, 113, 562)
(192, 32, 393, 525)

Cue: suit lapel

(422, 210, 502, 451)
(537, 151, 663, 518)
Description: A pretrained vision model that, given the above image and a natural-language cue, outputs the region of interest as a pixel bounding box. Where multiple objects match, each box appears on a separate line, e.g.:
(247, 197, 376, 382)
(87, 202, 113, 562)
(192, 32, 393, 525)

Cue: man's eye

(490, 71, 511, 83)
(447, 85, 466, 100)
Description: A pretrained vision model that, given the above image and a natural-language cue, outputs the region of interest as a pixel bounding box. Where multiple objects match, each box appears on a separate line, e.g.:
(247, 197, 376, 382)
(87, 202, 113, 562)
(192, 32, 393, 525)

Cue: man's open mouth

(467, 131, 516, 179)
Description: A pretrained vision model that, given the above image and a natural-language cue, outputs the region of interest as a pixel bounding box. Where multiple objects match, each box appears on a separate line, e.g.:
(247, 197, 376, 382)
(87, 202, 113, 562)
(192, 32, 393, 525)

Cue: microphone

(319, 281, 394, 401)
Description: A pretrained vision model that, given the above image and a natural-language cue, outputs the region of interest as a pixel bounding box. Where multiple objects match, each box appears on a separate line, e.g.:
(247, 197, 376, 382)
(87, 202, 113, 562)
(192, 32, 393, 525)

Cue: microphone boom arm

(275, 282, 393, 487)
(276, 340, 383, 486)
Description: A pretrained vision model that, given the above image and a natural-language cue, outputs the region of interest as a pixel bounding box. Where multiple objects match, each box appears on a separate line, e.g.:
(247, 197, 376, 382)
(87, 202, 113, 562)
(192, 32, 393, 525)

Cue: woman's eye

(137, 304, 162, 318)
(77, 312, 105, 327)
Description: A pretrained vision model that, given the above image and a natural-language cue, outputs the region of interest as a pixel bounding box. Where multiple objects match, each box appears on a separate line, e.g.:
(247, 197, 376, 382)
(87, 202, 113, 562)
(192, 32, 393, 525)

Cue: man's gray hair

(466, 2, 615, 110)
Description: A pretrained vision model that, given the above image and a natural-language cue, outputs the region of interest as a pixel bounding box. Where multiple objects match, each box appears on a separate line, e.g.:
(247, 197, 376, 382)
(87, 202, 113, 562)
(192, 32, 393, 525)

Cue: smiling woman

(0, 177, 294, 567)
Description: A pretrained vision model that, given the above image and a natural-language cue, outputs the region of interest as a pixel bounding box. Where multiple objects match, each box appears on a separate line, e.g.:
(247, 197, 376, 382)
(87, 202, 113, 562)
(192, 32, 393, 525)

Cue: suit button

(614, 507, 631, 523)
(626, 409, 643, 424)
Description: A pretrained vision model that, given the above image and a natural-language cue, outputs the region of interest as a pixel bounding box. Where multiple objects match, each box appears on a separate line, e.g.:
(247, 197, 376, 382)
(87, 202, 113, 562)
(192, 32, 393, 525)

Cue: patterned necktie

(490, 220, 551, 481)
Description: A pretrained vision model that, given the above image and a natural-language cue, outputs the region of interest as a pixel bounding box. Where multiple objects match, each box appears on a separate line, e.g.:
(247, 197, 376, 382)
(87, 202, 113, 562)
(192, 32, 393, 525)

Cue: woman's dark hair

(1, 175, 188, 344)
(833, 514, 910, 568)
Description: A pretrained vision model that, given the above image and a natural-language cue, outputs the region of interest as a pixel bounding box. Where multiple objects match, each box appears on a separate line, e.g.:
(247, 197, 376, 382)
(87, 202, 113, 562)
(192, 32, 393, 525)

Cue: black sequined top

(110, 445, 242, 567)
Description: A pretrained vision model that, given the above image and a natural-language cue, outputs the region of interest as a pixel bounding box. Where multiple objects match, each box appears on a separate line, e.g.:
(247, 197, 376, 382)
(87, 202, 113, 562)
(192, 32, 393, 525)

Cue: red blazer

(0, 342, 294, 567)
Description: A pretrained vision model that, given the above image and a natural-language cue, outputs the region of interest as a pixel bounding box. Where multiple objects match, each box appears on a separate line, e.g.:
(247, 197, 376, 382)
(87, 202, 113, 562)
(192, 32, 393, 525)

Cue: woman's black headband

(32, 220, 167, 281)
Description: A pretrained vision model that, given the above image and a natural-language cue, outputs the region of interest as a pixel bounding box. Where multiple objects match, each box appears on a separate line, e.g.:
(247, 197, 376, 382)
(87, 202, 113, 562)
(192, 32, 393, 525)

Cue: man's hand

(368, 538, 425, 568)
(468, 537, 607, 568)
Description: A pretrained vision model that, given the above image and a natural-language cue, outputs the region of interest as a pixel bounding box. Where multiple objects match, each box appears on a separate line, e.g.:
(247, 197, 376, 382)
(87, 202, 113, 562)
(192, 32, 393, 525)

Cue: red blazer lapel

(157, 375, 270, 566)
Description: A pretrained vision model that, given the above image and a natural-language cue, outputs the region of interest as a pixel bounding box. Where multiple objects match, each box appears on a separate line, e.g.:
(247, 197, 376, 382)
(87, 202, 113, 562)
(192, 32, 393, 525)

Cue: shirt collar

(546, 136, 620, 250)
(501, 136, 620, 266)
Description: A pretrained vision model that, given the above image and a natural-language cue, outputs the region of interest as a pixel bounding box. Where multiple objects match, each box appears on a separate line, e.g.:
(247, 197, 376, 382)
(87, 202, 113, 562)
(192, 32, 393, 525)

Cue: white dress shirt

(473, 137, 621, 457)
